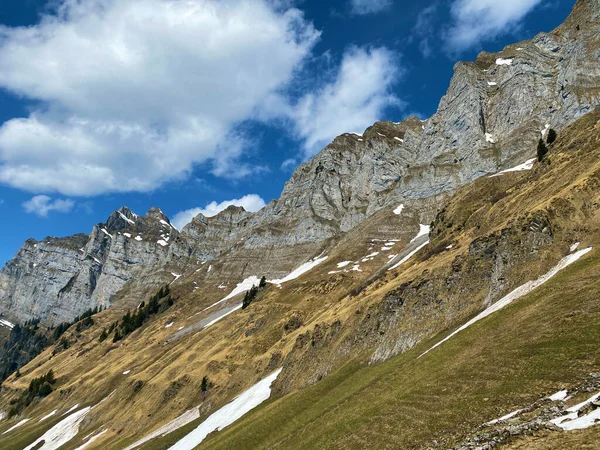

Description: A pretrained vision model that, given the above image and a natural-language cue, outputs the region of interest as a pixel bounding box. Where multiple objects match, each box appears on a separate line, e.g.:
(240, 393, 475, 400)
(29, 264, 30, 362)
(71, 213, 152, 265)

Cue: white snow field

(123, 408, 201, 450)
(411, 224, 430, 242)
(269, 255, 328, 287)
(490, 158, 536, 177)
(169, 369, 283, 450)
(23, 406, 91, 450)
(496, 58, 513, 65)
(2, 418, 29, 435)
(39, 409, 58, 422)
(550, 392, 600, 430)
(549, 390, 569, 401)
(420, 247, 593, 357)
(202, 276, 261, 312)
(73, 429, 108, 450)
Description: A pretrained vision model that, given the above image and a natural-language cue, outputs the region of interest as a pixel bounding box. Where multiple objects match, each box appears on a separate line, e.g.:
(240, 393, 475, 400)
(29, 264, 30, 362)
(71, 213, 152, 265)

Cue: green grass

(190, 249, 600, 450)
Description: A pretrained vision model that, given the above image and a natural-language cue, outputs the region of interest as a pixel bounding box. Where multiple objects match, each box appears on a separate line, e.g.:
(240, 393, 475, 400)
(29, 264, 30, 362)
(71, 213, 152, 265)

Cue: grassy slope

(198, 249, 600, 450)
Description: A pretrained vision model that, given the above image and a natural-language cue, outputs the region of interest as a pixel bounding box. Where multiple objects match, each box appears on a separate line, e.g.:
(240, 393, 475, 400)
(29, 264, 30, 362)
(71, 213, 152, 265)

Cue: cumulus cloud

(350, 0, 391, 15)
(172, 194, 267, 230)
(290, 47, 401, 156)
(22, 195, 74, 217)
(0, 0, 319, 196)
(445, 0, 543, 53)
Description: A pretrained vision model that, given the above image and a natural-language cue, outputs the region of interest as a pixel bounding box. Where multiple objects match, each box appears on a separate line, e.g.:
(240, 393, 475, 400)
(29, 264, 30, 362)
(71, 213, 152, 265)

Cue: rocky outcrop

(0, 207, 178, 325)
(1, 0, 598, 325)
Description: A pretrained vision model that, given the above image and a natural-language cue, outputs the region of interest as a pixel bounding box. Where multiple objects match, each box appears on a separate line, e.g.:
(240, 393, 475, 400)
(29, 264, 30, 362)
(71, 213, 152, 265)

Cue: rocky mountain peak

(145, 206, 170, 223)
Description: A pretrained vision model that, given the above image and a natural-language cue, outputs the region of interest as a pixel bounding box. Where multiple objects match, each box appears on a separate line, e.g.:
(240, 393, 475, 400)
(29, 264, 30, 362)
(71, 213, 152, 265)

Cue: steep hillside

(0, 1, 599, 449)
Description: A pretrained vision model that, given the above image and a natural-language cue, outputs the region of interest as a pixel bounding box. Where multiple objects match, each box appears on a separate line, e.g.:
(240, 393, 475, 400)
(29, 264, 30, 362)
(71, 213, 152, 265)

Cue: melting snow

(485, 409, 523, 426)
(203, 304, 243, 329)
(39, 410, 58, 422)
(337, 261, 352, 268)
(351, 264, 362, 272)
(100, 228, 112, 238)
(362, 252, 379, 262)
(123, 233, 132, 238)
(487, 81, 498, 86)
(550, 392, 600, 430)
(496, 58, 513, 66)
(410, 224, 431, 243)
(169, 369, 283, 450)
(62, 404, 80, 416)
(171, 273, 181, 284)
(203, 276, 261, 311)
(123, 408, 201, 450)
(218, 284, 226, 289)
(123, 370, 131, 375)
(157, 240, 168, 247)
(485, 133, 496, 143)
(570, 242, 580, 252)
(541, 123, 550, 137)
(394, 137, 404, 143)
(118, 212, 135, 225)
(388, 240, 429, 271)
(2, 418, 30, 434)
(73, 429, 108, 450)
(377, 132, 386, 137)
(207, 265, 213, 272)
(0, 318, 15, 329)
(549, 390, 569, 401)
(393, 204, 405, 215)
(24, 406, 91, 450)
(350, 132, 362, 137)
(269, 255, 328, 287)
(490, 158, 536, 177)
(420, 247, 593, 357)
(165, 322, 174, 328)
(135, 236, 143, 241)
(381, 246, 393, 251)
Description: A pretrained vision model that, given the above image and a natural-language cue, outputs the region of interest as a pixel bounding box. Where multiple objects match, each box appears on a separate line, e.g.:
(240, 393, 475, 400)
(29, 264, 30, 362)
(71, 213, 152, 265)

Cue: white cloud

(350, 0, 391, 15)
(413, 4, 439, 58)
(0, 0, 319, 196)
(445, 0, 543, 53)
(23, 195, 74, 217)
(172, 194, 266, 230)
(290, 47, 401, 156)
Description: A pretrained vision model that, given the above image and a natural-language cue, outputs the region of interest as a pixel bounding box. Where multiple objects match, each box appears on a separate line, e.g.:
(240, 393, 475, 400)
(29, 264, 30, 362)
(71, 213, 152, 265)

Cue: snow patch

(393, 204, 404, 215)
(135, 235, 143, 241)
(118, 212, 135, 225)
(541, 123, 550, 137)
(157, 239, 168, 247)
(123, 233, 132, 238)
(171, 273, 181, 284)
(123, 370, 131, 375)
(2, 418, 30, 434)
(388, 240, 429, 271)
(550, 392, 600, 430)
(169, 369, 283, 450)
(39, 410, 58, 422)
(487, 81, 498, 86)
(496, 58, 513, 66)
(23, 406, 91, 450)
(489, 158, 536, 177)
(570, 242, 580, 252)
(73, 429, 108, 450)
(549, 390, 569, 401)
(485, 409, 523, 426)
(393, 137, 404, 143)
(420, 247, 593, 357)
(165, 322, 174, 328)
(0, 318, 15, 329)
(62, 404, 80, 416)
(336, 261, 352, 268)
(269, 255, 328, 287)
(485, 133, 496, 143)
(123, 408, 201, 450)
(410, 224, 431, 243)
(100, 228, 112, 238)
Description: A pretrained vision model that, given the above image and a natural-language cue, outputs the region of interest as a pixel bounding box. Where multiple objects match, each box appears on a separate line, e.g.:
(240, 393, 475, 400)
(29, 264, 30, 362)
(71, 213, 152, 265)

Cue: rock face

(1, 0, 598, 324)
(0, 207, 177, 325)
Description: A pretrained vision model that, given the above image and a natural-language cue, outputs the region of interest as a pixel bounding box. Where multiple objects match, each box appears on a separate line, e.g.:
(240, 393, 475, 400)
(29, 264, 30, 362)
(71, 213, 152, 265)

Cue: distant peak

(146, 206, 170, 223)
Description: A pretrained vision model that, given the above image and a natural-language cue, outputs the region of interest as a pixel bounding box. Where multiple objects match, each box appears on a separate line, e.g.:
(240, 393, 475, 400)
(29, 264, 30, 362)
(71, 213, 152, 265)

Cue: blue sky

(0, 0, 575, 265)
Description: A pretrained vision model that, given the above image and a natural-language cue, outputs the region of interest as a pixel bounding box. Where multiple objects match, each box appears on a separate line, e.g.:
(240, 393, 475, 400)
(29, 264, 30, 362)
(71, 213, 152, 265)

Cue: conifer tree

(537, 138, 548, 161)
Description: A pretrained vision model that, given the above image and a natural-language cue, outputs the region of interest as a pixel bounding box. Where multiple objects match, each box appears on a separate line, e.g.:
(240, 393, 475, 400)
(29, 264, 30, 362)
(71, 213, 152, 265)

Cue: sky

(0, 0, 576, 266)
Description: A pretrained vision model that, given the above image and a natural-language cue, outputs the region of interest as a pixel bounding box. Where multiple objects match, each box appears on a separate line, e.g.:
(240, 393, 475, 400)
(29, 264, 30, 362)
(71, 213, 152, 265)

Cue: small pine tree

(45, 369, 56, 384)
(537, 138, 548, 162)
(259, 276, 267, 288)
(113, 329, 122, 343)
(99, 328, 108, 342)
(201, 376, 209, 393)
(546, 128, 557, 145)
(15, 368, 21, 378)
